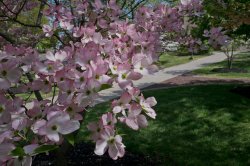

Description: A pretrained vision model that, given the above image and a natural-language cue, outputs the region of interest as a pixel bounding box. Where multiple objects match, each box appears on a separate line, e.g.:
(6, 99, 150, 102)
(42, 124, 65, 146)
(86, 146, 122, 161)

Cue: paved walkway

(95, 51, 229, 104)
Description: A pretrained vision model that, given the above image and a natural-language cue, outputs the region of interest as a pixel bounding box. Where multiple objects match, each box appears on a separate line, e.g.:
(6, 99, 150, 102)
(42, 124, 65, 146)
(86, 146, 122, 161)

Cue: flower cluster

(0, 0, 164, 164)
(159, 0, 205, 53)
(88, 87, 156, 160)
(204, 27, 231, 49)
(180, 0, 203, 17)
(0, 0, 207, 165)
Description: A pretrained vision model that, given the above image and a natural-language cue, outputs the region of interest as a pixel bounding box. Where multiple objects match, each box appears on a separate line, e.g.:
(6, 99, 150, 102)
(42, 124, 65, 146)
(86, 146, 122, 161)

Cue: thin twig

(119, 0, 146, 19)
(51, 83, 57, 106)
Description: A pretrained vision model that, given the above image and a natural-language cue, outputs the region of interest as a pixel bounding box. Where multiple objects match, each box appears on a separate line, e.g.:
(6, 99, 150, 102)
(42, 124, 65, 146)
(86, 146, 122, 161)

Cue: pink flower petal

(108, 144, 119, 160)
(46, 131, 60, 142)
(94, 140, 108, 155)
(58, 120, 80, 135)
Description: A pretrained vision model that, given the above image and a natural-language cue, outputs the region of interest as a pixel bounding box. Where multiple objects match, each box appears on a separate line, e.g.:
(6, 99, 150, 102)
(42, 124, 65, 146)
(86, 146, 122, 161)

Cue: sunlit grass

(157, 52, 210, 69)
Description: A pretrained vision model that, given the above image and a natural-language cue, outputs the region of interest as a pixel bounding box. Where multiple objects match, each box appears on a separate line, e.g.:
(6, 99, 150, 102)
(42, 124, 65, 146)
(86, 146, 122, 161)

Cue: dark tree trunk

(55, 141, 71, 166)
(227, 57, 233, 70)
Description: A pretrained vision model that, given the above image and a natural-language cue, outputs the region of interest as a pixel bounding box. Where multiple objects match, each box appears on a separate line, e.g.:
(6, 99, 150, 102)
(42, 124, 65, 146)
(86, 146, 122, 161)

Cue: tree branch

(7, 18, 42, 28)
(0, 0, 17, 15)
(36, 0, 46, 26)
(14, 0, 28, 19)
(26, 73, 43, 101)
(119, 0, 146, 19)
(0, 31, 15, 43)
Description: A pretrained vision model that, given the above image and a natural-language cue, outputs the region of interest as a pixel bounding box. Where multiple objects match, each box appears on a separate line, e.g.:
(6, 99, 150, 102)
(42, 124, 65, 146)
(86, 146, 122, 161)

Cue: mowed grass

(77, 84, 250, 166)
(192, 52, 250, 79)
(157, 52, 210, 68)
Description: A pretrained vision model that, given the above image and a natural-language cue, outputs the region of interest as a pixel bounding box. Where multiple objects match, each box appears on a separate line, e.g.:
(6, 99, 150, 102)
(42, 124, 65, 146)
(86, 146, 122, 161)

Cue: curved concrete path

(96, 51, 230, 104)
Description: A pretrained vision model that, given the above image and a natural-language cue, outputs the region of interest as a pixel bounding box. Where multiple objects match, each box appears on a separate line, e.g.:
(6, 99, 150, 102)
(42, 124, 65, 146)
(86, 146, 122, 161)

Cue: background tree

(204, 0, 250, 69)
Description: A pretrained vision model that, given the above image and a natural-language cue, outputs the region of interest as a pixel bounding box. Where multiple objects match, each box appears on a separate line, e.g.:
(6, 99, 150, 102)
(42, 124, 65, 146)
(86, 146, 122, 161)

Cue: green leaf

(11, 147, 25, 157)
(100, 84, 112, 91)
(34, 145, 58, 154)
(65, 134, 75, 146)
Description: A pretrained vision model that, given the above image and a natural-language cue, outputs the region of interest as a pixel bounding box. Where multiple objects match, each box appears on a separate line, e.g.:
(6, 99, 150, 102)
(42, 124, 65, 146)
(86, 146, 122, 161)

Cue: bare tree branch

(14, 0, 28, 19)
(119, 0, 147, 19)
(0, 0, 17, 15)
(36, 0, 46, 26)
(121, 0, 127, 9)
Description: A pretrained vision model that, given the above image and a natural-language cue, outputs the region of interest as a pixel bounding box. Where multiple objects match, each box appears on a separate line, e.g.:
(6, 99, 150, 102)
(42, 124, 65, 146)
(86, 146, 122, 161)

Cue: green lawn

(192, 52, 250, 79)
(77, 84, 250, 166)
(157, 52, 210, 68)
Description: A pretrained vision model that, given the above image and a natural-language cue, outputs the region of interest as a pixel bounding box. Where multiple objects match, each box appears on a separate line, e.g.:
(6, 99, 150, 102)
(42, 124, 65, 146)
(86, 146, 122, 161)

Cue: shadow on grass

(193, 52, 250, 78)
(77, 84, 250, 166)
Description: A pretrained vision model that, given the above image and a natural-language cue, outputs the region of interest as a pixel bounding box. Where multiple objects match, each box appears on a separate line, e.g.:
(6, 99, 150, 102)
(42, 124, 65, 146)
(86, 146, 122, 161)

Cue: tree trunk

(230, 56, 233, 69)
(55, 110, 86, 166)
(190, 52, 194, 60)
(228, 57, 233, 70)
(228, 45, 234, 70)
(55, 141, 71, 166)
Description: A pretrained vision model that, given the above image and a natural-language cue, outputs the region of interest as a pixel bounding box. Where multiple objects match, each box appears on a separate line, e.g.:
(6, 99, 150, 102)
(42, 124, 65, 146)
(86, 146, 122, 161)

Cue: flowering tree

(0, 0, 204, 165)
(201, 0, 250, 70)
(203, 27, 246, 70)
(159, 0, 206, 58)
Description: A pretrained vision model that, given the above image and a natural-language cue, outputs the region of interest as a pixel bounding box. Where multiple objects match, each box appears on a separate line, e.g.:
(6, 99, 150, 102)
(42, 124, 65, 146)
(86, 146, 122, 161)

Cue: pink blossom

(12, 115, 28, 131)
(76, 78, 101, 105)
(63, 103, 83, 121)
(58, 80, 76, 105)
(101, 112, 117, 126)
(115, 64, 134, 89)
(0, 96, 11, 125)
(87, 121, 103, 141)
(35, 61, 62, 76)
(0, 143, 15, 162)
(127, 86, 141, 100)
(204, 27, 231, 48)
(89, 59, 111, 85)
(36, 112, 80, 142)
(181, 0, 192, 6)
(0, 61, 21, 90)
(26, 100, 50, 118)
(73, 70, 88, 89)
(120, 103, 148, 130)
(140, 96, 157, 119)
(94, 127, 125, 160)
(59, 20, 74, 30)
(42, 25, 53, 37)
(0, 131, 13, 144)
(46, 50, 69, 62)
(32, 77, 52, 93)
(112, 92, 131, 114)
